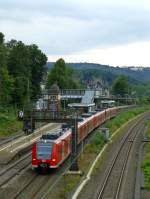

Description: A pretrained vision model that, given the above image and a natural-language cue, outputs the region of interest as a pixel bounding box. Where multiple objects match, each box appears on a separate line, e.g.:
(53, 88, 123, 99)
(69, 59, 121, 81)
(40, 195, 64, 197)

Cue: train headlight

(52, 158, 56, 162)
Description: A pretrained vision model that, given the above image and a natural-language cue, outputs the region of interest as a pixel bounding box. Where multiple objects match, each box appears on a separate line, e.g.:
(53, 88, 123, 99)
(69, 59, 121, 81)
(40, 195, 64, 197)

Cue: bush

(0, 107, 22, 136)
(105, 107, 148, 135)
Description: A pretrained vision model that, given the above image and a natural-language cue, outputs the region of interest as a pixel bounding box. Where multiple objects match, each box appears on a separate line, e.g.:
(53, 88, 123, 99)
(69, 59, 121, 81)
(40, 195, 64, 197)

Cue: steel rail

(0, 152, 31, 187)
(96, 114, 148, 199)
(11, 175, 39, 199)
(0, 132, 23, 148)
(114, 123, 145, 199)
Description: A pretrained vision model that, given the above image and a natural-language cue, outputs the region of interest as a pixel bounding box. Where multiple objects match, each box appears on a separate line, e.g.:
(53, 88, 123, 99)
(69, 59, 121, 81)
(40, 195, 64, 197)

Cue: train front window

(36, 142, 53, 160)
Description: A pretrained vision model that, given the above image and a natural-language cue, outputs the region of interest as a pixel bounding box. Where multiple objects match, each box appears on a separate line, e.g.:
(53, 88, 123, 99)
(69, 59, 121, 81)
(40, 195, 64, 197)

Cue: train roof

(81, 113, 92, 118)
(40, 130, 64, 140)
(37, 108, 116, 144)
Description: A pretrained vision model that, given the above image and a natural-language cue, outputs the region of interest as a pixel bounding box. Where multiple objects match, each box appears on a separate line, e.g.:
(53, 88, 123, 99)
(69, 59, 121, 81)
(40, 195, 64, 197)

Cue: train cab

(32, 130, 71, 170)
(32, 131, 62, 170)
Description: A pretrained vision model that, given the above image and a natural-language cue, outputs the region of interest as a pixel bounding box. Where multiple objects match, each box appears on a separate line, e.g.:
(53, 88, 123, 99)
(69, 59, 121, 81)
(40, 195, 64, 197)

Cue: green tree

(7, 41, 31, 105)
(28, 44, 47, 99)
(0, 66, 14, 105)
(7, 41, 30, 77)
(7, 41, 47, 105)
(112, 75, 129, 97)
(0, 32, 4, 44)
(0, 33, 7, 68)
(6, 39, 17, 49)
(46, 58, 79, 89)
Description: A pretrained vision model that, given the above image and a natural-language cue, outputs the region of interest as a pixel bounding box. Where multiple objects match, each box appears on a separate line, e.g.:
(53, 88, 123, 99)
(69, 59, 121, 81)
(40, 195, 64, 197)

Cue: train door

(80, 125, 83, 140)
(93, 116, 97, 128)
(83, 124, 86, 137)
(61, 140, 65, 159)
(64, 138, 69, 156)
(57, 144, 61, 162)
(97, 114, 102, 126)
(78, 127, 82, 142)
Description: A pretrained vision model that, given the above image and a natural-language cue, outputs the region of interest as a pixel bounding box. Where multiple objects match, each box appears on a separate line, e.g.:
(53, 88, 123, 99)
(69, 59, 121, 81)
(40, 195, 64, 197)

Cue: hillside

(47, 62, 150, 83)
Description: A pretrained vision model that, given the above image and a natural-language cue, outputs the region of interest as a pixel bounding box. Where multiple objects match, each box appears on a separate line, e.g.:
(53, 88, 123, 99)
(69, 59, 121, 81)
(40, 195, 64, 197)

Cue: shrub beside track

(142, 121, 150, 190)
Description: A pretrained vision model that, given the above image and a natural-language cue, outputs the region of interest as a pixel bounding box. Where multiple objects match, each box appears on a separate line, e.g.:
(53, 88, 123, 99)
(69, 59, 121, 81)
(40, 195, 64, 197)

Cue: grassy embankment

(0, 107, 22, 137)
(142, 121, 150, 189)
(46, 106, 148, 199)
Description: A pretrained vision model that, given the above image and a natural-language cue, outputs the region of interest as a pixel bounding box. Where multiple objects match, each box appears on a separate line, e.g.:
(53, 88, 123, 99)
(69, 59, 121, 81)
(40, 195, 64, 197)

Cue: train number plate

(40, 163, 47, 167)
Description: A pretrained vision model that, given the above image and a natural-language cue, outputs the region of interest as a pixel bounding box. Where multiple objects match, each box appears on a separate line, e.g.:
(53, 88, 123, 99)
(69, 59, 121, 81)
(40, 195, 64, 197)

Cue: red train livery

(32, 107, 118, 170)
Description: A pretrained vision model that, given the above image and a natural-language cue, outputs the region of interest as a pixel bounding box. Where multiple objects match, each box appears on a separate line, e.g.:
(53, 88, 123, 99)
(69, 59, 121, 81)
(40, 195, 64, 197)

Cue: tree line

(0, 32, 82, 108)
(0, 31, 138, 109)
(47, 59, 131, 97)
(0, 32, 47, 107)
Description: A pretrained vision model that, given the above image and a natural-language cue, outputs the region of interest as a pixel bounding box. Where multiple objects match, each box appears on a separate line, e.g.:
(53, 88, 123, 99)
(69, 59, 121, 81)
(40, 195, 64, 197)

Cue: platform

(0, 123, 60, 164)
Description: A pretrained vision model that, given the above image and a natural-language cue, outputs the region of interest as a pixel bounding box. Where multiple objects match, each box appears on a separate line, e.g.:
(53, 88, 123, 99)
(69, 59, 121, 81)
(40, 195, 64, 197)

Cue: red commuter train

(32, 107, 119, 170)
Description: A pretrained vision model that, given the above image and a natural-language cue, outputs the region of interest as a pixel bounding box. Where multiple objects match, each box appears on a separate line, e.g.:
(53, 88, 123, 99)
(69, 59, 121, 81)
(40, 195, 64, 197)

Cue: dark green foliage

(0, 43, 7, 68)
(0, 32, 47, 107)
(7, 41, 46, 105)
(6, 39, 17, 49)
(105, 106, 148, 134)
(0, 107, 22, 136)
(86, 132, 106, 154)
(7, 41, 31, 105)
(0, 32, 4, 44)
(141, 122, 150, 189)
(7, 41, 31, 77)
(112, 75, 129, 97)
(62, 63, 150, 83)
(27, 44, 47, 99)
(0, 66, 14, 105)
(46, 58, 80, 89)
(0, 34, 13, 105)
(47, 62, 150, 97)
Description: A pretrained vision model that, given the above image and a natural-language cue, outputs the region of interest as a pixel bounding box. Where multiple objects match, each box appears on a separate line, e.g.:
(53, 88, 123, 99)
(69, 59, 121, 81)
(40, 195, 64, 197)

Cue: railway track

(96, 114, 149, 199)
(4, 133, 99, 199)
(0, 123, 62, 198)
(0, 114, 148, 199)
(11, 174, 39, 199)
(0, 132, 23, 148)
(0, 152, 31, 188)
(9, 164, 68, 199)
(0, 123, 47, 148)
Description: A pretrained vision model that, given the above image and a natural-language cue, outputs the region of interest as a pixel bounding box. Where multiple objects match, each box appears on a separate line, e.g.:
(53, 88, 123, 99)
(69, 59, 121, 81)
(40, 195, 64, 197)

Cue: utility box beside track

(100, 128, 110, 142)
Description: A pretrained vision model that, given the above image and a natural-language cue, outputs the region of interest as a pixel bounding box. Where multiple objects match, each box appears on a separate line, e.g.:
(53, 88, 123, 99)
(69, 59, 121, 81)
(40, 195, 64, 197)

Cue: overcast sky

(0, 0, 150, 66)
